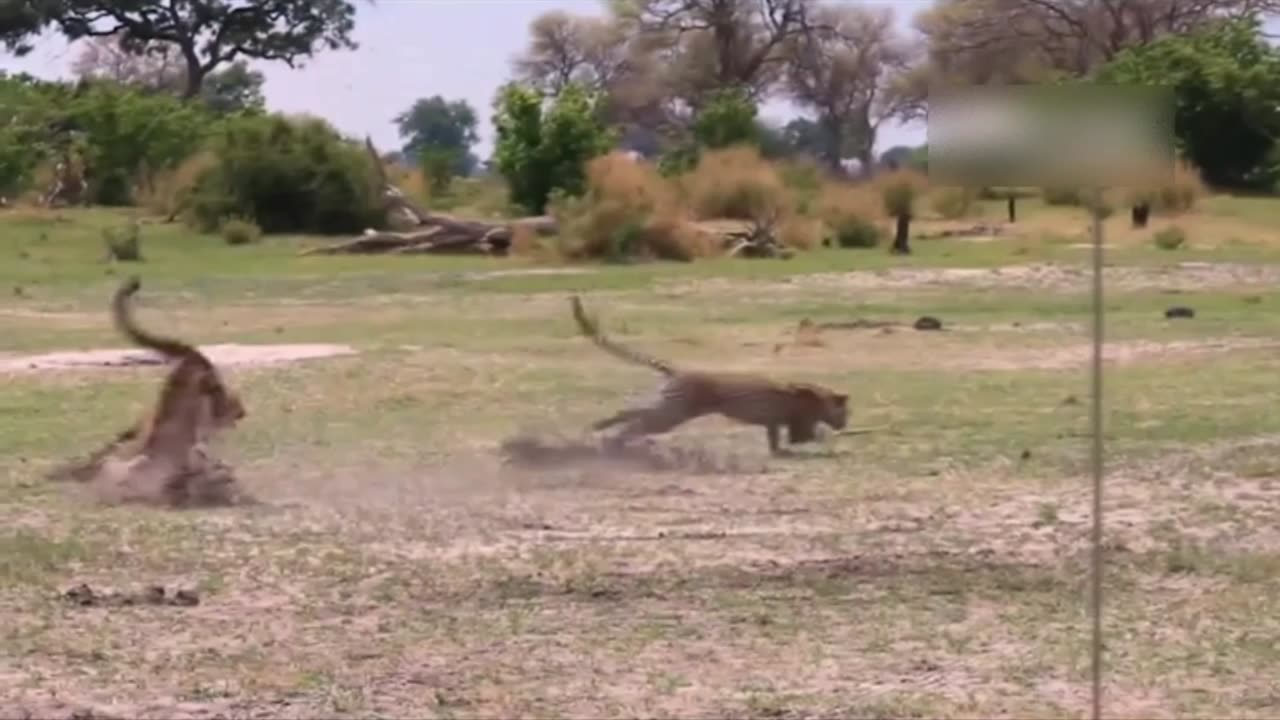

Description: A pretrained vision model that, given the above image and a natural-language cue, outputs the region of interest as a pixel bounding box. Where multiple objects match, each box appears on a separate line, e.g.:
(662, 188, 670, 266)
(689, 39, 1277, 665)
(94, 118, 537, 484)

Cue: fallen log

(306, 139, 792, 259)
(298, 137, 561, 256)
(302, 215, 559, 256)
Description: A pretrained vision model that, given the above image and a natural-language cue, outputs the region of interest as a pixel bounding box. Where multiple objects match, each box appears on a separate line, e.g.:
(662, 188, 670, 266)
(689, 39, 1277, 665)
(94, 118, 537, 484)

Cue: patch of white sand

(0, 343, 357, 373)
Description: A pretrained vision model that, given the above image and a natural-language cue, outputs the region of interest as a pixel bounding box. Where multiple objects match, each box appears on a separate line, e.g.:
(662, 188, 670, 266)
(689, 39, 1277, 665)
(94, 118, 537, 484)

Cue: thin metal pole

(1088, 190, 1106, 720)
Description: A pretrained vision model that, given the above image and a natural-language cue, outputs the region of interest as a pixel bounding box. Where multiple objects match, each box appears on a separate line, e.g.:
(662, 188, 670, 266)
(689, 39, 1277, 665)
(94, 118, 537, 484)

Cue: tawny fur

(570, 295, 848, 454)
(108, 277, 246, 477)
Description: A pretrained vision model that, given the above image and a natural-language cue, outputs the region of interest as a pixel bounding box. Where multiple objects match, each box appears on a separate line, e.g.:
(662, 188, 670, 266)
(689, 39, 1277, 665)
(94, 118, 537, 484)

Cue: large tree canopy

(1095, 16, 1280, 190)
(914, 0, 1280, 84)
(394, 95, 480, 178)
(5, 0, 359, 98)
(71, 35, 265, 114)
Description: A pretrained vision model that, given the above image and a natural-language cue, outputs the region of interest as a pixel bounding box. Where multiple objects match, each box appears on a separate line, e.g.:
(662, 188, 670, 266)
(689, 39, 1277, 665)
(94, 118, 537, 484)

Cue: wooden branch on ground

(302, 138, 558, 256)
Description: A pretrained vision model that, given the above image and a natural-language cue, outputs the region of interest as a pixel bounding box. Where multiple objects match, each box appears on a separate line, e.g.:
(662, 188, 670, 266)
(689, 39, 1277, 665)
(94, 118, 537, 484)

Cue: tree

(492, 82, 615, 215)
(879, 145, 914, 169)
(71, 36, 185, 92)
(779, 117, 830, 158)
(1095, 16, 1280, 190)
(785, 4, 917, 174)
(515, 11, 647, 97)
(0, 2, 45, 56)
(658, 87, 759, 174)
(197, 61, 265, 114)
(914, 0, 1277, 84)
(514, 9, 666, 142)
(692, 87, 758, 149)
(71, 35, 265, 114)
(13, 0, 358, 98)
(616, 0, 817, 104)
(0, 74, 68, 194)
(394, 95, 479, 181)
(188, 113, 384, 234)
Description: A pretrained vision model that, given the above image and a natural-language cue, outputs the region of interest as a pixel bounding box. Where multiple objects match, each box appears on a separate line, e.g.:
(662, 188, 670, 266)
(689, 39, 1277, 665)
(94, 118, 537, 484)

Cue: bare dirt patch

(962, 337, 1280, 371)
(0, 342, 357, 374)
(676, 261, 1280, 296)
(465, 267, 595, 280)
(744, 324, 1277, 373)
(499, 432, 767, 475)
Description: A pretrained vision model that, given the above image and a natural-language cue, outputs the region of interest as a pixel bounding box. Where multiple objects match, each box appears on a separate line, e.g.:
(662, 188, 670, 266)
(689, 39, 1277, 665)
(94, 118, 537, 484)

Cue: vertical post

(1089, 188, 1105, 720)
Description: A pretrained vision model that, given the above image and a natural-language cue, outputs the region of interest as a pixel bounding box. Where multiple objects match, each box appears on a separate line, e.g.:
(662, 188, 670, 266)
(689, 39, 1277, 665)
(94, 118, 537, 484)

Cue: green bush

(0, 75, 66, 196)
(68, 82, 214, 206)
(1153, 225, 1187, 250)
(220, 216, 262, 245)
(832, 216, 883, 248)
(492, 82, 614, 215)
(187, 113, 384, 235)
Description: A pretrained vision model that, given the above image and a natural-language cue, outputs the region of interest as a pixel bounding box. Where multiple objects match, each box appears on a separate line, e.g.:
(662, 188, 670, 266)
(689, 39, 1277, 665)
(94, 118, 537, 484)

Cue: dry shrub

(929, 186, 979, 219)
(876, 168, 928, 218)
(777, 156, 826, 212)
(1128, 158, 1206, 214)
(134, 151, 218, 220)
(777, 214, 823, 250)
(384, 161, 431, 208)
(682, 146, 791, 223)
(1153, 225, 1188, 250)
(508, 221, 562, 263)
(554, 152, 711, 262)
(818, 182, 884, 248)
(220, 216, 262, 246)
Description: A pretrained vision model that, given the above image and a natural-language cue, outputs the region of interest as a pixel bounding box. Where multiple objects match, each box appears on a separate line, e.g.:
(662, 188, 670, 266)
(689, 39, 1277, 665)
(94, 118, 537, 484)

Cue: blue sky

(0, 0, 931, 158)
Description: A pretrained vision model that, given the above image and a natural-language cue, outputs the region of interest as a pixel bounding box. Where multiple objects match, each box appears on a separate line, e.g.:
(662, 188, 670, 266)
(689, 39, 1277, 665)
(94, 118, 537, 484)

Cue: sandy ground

(674, 261, 1280, 295)
(0, 344, 357, 374)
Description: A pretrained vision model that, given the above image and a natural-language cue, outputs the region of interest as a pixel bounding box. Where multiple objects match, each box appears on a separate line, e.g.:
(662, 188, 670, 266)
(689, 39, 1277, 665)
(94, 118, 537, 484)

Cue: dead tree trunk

(1131, 202, 1150, 228)
(890, 214, 911, 255)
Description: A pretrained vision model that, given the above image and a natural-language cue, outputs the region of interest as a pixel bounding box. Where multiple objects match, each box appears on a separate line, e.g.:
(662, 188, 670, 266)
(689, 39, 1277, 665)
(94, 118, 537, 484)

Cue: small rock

(1164, 306, 1195, 319)
(913, 316, 943, 331)
(63, 583, 97, 606)
(171, 589, 200, 607)
(1020, 449, 1032, 461)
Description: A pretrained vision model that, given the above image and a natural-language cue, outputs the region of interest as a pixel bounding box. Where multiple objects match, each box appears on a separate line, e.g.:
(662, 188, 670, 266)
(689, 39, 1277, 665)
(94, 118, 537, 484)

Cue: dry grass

(681, 146, 793, 224)
(383, 161, 432, 209)
(776, 214, 824, 250)
(553, 152, 713, 262)
(1141, 157, 1208, 214)
(875, 167, 929, 218)
(817, 182, 885, 248)
(8, 205, 1280, 718)
(133, 151, 219, 220)
(929, 185, 981, 219)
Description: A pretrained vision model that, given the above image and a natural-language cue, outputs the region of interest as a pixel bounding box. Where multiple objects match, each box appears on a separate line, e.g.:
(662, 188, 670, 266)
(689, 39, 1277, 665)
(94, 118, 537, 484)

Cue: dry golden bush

(817, 182, 884, 248)
(681, 146, 792, 224)
(1155, 158, 1207, 213)
(777, 214, 824, 250)
(553, 152, 713, 262)
(875, 168, 929, 218)
(928, 186, 980, 219)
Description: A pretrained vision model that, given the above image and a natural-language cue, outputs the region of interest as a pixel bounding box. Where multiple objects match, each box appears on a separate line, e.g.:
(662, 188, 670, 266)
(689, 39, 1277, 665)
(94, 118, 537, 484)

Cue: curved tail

(570, 295, 676, 377)
(111, 277, 207, 365)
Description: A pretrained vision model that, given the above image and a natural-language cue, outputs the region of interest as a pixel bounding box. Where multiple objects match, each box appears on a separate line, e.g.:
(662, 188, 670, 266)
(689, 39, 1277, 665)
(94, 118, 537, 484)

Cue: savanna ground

(4, 193, 1280, 719)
